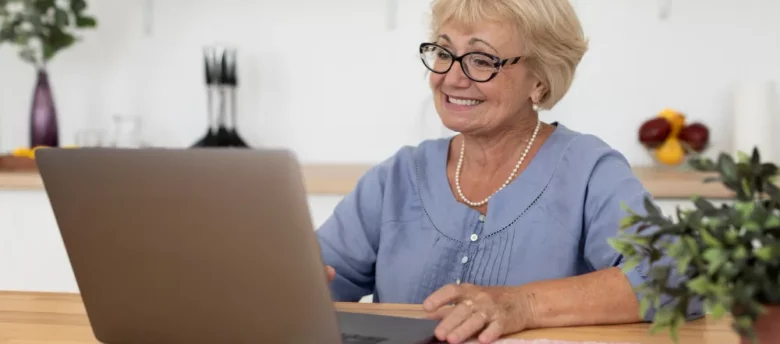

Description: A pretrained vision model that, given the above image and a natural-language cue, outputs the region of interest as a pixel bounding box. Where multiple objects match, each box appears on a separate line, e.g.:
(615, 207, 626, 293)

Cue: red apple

(639, 117, 672, 148)
(679, 123, 710, 153)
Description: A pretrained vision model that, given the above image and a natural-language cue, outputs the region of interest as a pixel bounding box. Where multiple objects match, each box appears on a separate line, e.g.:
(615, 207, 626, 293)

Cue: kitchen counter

(0, 164, 733, 293)
(0, 164, 733, 199)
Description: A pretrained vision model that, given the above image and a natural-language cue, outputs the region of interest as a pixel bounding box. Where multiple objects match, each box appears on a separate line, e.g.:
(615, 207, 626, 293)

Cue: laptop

(35, 148, 441, 344)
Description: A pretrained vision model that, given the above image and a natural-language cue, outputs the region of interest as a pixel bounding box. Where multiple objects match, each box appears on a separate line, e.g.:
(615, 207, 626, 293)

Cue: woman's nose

(443, 62, 472, 88)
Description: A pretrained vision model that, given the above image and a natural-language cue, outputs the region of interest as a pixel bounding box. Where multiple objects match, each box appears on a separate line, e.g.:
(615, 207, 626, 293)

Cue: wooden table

(0, 165, 739, 199)
(0, 291, 738, 343)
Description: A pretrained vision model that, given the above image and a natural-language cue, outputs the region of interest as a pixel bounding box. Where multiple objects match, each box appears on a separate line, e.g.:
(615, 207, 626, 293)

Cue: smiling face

(429, 20, 545, 136)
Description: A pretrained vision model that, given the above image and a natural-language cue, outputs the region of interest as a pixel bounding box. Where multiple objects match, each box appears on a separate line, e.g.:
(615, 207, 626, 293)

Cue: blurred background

(0, 0, 779, 292)
(0, 0, 777, 164)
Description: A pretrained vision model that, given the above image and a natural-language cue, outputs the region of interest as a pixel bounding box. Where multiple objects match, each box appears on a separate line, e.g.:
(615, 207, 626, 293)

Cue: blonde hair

(428, 0, 588, 110)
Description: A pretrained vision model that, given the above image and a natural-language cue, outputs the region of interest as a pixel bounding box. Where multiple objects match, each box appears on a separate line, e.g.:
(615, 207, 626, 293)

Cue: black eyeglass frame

(418, 42, 523, 82)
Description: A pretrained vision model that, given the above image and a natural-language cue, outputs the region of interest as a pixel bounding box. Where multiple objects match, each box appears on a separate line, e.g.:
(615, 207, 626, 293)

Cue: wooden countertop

(0, 164, 733, 199)
(0, 291, 737, 343)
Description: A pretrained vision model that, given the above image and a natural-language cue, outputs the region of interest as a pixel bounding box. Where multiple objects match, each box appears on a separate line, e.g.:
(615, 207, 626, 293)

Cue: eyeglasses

(419, 42, 523, 83)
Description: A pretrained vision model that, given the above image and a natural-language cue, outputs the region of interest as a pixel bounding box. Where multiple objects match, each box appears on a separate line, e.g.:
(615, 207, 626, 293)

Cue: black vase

(30, 69, 59, 147)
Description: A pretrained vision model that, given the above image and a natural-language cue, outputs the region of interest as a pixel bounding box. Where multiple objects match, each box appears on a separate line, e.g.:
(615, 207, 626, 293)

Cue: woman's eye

(473, 58, 492, 67)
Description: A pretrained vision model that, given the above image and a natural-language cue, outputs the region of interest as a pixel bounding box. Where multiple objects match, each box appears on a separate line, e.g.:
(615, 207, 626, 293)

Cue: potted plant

(0, 0, 97, 148)
(610, 147, 780, 343)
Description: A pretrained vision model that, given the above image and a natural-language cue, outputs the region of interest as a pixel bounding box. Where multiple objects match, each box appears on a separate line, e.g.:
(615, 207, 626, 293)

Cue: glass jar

(110, 114, 143, 148)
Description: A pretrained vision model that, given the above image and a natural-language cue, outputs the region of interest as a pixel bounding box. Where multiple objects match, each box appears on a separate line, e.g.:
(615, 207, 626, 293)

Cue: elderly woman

(317, 0, 701, 343)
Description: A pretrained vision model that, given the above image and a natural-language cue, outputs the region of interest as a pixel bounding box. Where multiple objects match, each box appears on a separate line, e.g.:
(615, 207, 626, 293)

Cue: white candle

(732, 81, 777, 162)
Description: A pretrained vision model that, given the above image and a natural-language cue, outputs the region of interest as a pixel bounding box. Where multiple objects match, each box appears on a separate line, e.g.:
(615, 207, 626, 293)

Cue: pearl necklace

(455, 119, 541, 207)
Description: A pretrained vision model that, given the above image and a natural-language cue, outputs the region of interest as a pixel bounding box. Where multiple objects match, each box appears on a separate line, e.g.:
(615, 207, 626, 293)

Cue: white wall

(0, 187, 703, 293)
(2, 0, 780, 164)
(0, 189, 344, 293)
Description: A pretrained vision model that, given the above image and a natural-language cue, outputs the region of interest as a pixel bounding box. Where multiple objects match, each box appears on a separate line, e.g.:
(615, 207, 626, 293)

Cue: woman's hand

(422, 283, 532, 344)
(324, 265, 336, 283)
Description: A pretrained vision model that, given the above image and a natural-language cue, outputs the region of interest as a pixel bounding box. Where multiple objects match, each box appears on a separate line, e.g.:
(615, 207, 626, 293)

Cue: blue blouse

(316, 123, 703, 321)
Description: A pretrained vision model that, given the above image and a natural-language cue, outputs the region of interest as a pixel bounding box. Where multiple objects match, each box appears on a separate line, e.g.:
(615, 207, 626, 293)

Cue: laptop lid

(36, 148, 343, 343)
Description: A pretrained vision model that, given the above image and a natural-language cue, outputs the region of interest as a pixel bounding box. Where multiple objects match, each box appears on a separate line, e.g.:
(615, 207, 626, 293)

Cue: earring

(532, 103, 540, 112)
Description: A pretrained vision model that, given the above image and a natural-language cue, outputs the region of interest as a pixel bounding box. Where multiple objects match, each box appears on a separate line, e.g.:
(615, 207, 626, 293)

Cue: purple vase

(30, 69, 59, 147)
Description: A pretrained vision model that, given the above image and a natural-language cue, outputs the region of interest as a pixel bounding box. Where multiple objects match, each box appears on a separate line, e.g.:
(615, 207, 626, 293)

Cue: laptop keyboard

(341, 333, 388, 344)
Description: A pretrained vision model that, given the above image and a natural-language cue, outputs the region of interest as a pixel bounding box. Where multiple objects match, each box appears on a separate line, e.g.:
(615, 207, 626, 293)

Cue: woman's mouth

(446, 95, 485, 107)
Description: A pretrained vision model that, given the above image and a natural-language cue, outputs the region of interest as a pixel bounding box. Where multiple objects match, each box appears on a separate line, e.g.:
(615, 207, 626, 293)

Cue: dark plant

(610, 147, 780, 343)
(0, 0, 97, 68)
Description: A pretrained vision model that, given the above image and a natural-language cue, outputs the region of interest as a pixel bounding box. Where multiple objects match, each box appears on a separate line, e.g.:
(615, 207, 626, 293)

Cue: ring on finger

(460, 299, 474, 309)
(474, 311, 489, 321)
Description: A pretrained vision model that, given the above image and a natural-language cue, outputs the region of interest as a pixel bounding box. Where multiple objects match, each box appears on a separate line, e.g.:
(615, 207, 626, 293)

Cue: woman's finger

(433, 303, 473, 341)
(446, 312, 489, 344)
(477, 321, 503, 344)
(325, 265, 336, 282)
(425, 304, 454, 320)
(423, 284, 463, 312)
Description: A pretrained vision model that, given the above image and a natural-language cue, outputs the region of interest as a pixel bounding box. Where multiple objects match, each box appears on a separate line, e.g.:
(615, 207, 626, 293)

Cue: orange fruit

(658, 108, 686, 136)
(12, 147, 33, 158)
(655, 137, 686, 165)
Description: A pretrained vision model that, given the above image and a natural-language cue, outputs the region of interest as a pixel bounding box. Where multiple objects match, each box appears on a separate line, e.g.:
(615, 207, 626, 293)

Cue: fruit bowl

(644, 142, 706, 170)
(638, 108, 710, 168)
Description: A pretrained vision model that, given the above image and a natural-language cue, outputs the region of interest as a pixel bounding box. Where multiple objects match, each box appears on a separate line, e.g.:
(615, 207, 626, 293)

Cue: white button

(470, 233, 478, 242)
(456, 279, 461, 284)
(461, 256, 469, 264)
(478, 215, 485, 222)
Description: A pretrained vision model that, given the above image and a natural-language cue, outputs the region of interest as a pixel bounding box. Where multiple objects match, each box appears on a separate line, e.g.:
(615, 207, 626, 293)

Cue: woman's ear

(530, 80, 546, 104)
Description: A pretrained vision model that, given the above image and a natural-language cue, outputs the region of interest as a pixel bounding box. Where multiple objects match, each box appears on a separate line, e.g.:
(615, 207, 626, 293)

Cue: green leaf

(620, 257, 642, 273)
(735, 201, 755, 220)
(718, 153, 738, 183)
(686, 275, 710, 294)
(650, 265, 672, 282)
(766, 183, 780, 205)
(702, 216, 723, 229)
(709, 281, 731, 298)
(740, 179, 752, 198)
(706, 300, 728, 319)
(692, 196, 717, 215)
(683, 236, 700, 256)
(34, 0, 54, 13)
(644, 197, 662, 217)
(620, 215, 640, 230)
(18, 47, 37, 64)
(639, 297, 651, 318)
(668, 239, 686, 258)
(735, 315, 754, 334)
(703, 248, 727, 275)
(732, 245, 748, 260)
(54, 8, 68, 26)
(700, 229, 722, 248)
(754, 246, 773, 262)
(759, 163, 778, 178)
(607, 238, 636, 256)
(765, 213, 780, 228)
(751, 147, 761, 165)
(649, 307, 674, 334)
(744, 221, 761, 232)
(669, 313, 684, 343)
(70, 0, 87, 13)
(724, 228, 739, 244)
(42, 27, 76, 61)
(676, 256, 693, 276)
(737, 151, 751, 164)
(75, 15, 96, 28)
(620, 201, 633, 214)
(689, 156, 716, 172)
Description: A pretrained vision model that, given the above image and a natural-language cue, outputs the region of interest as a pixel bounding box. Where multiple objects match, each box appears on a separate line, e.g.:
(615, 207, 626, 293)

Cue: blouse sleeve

(581, 148, 704, 322)
(315, 160, 389, 302)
